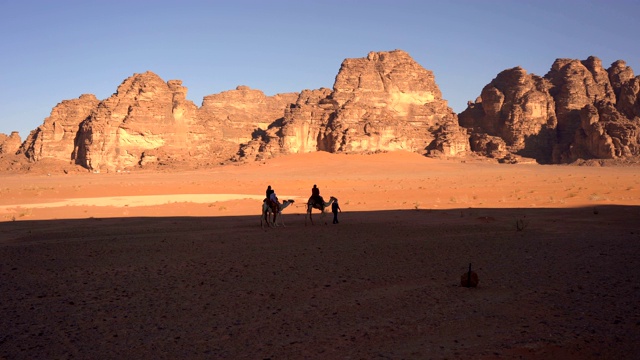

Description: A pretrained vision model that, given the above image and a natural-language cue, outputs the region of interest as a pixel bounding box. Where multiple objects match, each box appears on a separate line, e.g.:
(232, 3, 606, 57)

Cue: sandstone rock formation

(460, 56, 640, 163)
(200, 85, 297, 145)
(4, 51, 640, 172)
(546, 56, 618, 162)
(0, 131, 22, 155)
(71, 72, 200, 171)
(572, 101, 640, 159)
(18, 94, 100, 161)
(5, 72, 301, 171)
(613, 61, 640, 120)
(240, 50, 468, 160)
(200, 86, 299, 163)
(459, 67, 557, 162)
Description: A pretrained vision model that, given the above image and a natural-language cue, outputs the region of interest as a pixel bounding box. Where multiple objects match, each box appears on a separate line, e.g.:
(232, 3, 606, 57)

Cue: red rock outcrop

(198, 86, 299, 163)
(18, 94, 100, 162)
(239, 88, 335, 161)
(240, 50, 468, 160)
(459, 67, 557, 162)
(7, 51, 640, 172)
(469, 133, 508, 159)
(572, 101, 640, 160)
(325, 50, 465, 155)
(72, 72, 199, 171)
(546, 56, 618, 162)
(616, 76, 640, 120)
(200, 86, 297, 145)
(0, 131, 22, 155)
(460, 56, 640, 163)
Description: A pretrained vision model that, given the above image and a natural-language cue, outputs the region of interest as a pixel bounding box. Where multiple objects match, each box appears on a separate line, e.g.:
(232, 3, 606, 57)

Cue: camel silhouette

(261, 199, 295, 228)
(305, 196, 336, 226)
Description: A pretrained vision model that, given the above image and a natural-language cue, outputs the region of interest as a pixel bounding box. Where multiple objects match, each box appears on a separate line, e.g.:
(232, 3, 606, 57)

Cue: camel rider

(310, 184, 323, 206)
(265, 185, 277, 211)
(269, 189, 280, 213)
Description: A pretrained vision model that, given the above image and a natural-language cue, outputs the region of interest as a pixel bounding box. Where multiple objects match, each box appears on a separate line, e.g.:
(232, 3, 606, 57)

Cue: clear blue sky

(1, 0, 639, 138)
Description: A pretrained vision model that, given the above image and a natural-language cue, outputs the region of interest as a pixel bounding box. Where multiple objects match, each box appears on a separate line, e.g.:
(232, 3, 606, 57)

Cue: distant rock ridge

(460, 56, 640, 163)
(1, 51, 640, 172)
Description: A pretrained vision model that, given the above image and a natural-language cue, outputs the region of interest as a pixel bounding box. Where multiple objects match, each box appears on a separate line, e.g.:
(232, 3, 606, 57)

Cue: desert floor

(1, 151, 639, 359)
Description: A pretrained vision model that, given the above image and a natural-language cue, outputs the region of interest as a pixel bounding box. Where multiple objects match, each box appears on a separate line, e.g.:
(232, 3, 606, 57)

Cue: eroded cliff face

(0, 132, 22, 155)
(459, 67, 557, 162)
(460, 56, 640, 163)
(613, 61, 640, 120)
(325, 50, 464, 155)
(5, 50, 640, 172)
(198, 86, 299, 163)
(18, 94, 100, 162)
(71, 72, 196, 171)
(10, 72, 301, 171)
(240, 50, 468, 160)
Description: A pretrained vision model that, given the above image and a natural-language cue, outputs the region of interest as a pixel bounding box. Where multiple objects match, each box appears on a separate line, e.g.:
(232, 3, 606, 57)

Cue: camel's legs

(261, 210, 267, 228)
(305, 208, 314, 226)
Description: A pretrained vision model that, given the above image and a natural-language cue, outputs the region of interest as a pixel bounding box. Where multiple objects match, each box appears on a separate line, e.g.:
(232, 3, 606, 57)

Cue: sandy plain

(1, 151, 639, 359)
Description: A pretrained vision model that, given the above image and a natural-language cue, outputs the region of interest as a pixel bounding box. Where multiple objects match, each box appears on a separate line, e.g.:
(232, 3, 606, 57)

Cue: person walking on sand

(332, 198, 341, 224)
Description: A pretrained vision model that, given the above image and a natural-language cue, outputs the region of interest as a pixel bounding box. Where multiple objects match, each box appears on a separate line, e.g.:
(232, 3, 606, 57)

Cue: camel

(305, 196, 337, 226)
(261, 199, 295, 228)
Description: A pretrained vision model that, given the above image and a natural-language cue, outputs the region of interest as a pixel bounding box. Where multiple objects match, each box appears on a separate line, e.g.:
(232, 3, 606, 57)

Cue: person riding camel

(310, 184, 324, 206)
(265, 185, 278, 212)
(269, 188, 280, 213)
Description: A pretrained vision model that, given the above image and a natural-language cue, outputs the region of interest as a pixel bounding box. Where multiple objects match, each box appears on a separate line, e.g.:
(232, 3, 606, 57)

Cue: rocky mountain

(11, 73, 298, 172)
(460, 56, 640, 163)
(1, 50, 639, 172)
(240, 50, 468, 161)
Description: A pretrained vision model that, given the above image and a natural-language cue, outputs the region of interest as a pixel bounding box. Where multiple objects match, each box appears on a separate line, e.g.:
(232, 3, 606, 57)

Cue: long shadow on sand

(1, 206, 639, 359)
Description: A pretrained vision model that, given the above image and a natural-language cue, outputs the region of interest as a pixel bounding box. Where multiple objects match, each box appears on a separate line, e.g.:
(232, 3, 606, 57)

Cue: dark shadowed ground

(2, 206, 640, 359)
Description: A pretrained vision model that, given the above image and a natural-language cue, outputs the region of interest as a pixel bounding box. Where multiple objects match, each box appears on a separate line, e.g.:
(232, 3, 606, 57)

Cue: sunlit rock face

(71, 72, 197, 171)
(18, 94, 100, 162)
(545, 56, 618, 162)
(199, 86, 299, 163)
(459, 66, 557, 163)
(11, 51, 640, 172)
(241, 49, 468, 160)
(460, 56, 640, 163)
(324, 50, 463, 155)
(0, 131, 22, 155)
(571, 101, 640, 160)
